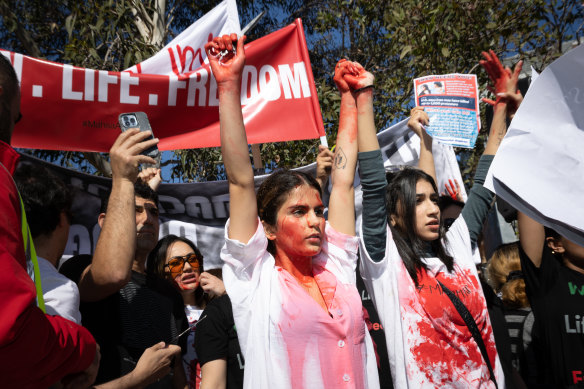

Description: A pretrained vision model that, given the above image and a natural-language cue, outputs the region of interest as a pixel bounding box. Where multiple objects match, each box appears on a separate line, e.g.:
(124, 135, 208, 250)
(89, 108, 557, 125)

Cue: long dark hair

(386, 167, 454, 285)
(147, 235, 209, 309)
(256, 169, 322, 255)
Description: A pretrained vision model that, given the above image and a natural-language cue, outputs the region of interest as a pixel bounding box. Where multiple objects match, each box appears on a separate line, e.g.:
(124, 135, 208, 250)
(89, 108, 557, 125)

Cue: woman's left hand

(199, 272, 226, 297)
(342, 61, 374, 91)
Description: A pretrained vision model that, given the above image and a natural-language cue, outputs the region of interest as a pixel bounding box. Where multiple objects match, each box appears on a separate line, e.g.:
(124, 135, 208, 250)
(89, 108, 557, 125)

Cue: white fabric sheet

(485, 44, 584, 246)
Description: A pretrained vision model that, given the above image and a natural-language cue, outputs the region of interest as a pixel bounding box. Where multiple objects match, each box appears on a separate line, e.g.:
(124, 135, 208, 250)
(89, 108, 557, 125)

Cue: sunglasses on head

(165, 253, 201, 274)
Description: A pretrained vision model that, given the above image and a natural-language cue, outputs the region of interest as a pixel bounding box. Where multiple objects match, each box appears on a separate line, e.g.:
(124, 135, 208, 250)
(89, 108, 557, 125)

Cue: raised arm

(461, 50, 522, 244)
(78, 129, 159, 302)
(205, 34, 257, 243)
(343, 62, 387, 261)
(407, 107, 436, 183)
(481, 49, 523, 156)
(518, 211, 545, 268)
(327, 60, 360, 235)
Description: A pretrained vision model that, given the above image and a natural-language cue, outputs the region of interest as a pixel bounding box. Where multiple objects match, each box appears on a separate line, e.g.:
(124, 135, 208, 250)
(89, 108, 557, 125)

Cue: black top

(194, 294, 244, 389)
(60, 255, 188, 386)
(520, 244, 584, 388)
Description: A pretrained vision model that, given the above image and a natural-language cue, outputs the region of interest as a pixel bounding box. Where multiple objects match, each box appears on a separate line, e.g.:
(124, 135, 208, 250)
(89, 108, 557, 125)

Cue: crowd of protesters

(0, 31, 583, 389)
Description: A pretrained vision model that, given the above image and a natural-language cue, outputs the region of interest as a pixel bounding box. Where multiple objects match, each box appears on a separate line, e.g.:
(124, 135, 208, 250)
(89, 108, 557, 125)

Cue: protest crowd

(1, 10, 584, 389)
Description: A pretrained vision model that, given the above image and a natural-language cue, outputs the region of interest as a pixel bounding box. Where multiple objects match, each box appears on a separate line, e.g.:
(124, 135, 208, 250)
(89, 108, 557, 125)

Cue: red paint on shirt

(276, 263, 366, 388)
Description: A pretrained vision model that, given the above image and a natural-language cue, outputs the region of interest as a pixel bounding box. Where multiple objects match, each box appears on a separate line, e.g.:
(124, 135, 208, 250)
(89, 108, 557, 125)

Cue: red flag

(5, 19, 324, 152)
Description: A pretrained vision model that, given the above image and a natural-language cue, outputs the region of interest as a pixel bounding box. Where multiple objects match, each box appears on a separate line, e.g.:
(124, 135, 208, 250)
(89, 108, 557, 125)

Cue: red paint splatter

(403, 266, 497, 386)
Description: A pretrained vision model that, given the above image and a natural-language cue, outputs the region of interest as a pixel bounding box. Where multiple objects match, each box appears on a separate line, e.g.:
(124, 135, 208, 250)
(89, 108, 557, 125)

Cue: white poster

(126, 0, 241, 76)
(485, 44, 584, 246)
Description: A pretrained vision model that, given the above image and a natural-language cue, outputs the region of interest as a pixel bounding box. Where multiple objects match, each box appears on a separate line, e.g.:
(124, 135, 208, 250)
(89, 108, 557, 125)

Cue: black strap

(437, 280, 498, 388)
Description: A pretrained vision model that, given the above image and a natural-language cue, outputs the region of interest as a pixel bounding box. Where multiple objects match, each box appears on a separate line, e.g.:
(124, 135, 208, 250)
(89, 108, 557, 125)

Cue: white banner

(354, 118, 467, 235)
(126, 0, 241, 76)
(485, 44, 584, 246)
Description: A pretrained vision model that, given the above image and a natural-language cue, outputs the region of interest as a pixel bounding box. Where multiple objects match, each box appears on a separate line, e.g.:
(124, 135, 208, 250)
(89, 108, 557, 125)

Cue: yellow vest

(19, 193, 46, 313)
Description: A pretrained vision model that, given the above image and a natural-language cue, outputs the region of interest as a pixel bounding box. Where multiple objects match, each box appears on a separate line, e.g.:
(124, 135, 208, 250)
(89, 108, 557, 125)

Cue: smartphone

(118, 112, 160, 161)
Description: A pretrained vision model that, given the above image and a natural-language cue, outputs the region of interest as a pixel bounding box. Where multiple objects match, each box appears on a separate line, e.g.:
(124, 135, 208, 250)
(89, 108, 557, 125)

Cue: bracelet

(354, 85, 374, 94)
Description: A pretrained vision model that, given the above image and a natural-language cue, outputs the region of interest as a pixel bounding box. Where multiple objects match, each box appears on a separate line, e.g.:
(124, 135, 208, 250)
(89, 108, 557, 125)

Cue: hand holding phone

(110, 117, 159, 183)
(119, 112, 160, 160)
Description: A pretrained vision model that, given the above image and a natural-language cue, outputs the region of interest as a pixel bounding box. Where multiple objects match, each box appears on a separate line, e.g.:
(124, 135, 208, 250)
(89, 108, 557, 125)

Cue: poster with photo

(413, 74, 480, 148)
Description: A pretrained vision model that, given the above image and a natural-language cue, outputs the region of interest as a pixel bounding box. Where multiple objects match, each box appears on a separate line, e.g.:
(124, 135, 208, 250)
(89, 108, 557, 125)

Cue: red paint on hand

(204, 34, 247, 86)
(480, 49, 523, 108)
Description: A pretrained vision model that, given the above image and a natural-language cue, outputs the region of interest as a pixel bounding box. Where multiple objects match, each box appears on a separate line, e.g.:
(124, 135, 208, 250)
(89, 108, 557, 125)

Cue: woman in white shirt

(204, 34, 379, 389)
(355, 52, 521, 388)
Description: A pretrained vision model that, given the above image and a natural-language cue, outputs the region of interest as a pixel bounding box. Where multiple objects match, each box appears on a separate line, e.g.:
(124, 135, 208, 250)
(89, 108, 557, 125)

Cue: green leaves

(400, 45, 412, 60)
(1, 0, 582, 182)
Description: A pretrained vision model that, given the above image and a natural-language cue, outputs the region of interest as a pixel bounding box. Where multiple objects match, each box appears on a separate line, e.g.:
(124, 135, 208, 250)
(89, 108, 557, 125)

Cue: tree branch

(83, 152, 112, 177)
(0, 1, 42, 58)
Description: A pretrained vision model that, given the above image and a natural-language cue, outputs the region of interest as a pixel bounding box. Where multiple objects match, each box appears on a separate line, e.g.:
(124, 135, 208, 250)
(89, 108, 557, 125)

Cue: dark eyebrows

(288, 204, 308, 211)
(416, 192, 439, 200)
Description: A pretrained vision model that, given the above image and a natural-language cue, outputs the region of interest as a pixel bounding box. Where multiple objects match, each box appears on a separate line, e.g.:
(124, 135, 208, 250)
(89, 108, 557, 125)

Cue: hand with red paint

(343, 61, 374, 92)
(407, 107, 430, 139)
(480, 50, 523, 118)
(483, 89, 524, 120)
(333, 59, 354, 94)
(444, 179, 464, 202)
(204, 33, 247, 86)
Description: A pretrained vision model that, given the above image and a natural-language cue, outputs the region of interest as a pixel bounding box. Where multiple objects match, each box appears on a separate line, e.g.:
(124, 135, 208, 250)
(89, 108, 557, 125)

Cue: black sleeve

(58, 254, 92, 284)
(519, 243, 559, 302)
(460, 155, 495, 247)
(358, 149, 388, 262)
(195, 296, 230, 365)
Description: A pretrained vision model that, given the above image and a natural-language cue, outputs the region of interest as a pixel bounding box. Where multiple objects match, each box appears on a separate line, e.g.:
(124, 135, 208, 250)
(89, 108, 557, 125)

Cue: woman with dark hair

(147, 235, 225, 389)
(204, 35, 379, 389)
(354, 52, 521, 387)
(518, 213, 584, 387)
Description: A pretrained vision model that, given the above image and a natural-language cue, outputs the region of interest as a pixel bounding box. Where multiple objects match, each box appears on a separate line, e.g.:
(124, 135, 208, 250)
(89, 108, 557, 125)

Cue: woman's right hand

(199, 272, 226, 297)
(407, 106, 430, 139)
(333, 59, 354, 94)
(204, 34, 247, 86)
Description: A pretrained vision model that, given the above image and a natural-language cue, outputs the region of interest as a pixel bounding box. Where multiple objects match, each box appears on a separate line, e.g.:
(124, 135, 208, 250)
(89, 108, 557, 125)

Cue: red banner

(4, 19, 325, 152)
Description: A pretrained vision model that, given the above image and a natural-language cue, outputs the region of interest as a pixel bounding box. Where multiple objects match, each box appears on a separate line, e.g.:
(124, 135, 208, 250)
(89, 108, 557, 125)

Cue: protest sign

(3, 18, 325, 152)
(126, 0, 241, 76)
(485, 44, 584, 246)
(414, 74, 480, 148)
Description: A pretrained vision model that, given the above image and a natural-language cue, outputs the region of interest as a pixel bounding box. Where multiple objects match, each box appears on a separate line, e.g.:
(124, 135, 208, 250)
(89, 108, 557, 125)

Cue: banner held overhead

(4, 19, 325, 152)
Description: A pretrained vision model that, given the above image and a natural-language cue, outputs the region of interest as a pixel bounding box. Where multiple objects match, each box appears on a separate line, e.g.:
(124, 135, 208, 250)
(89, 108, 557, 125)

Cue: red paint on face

(272, 185, 326, 259)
